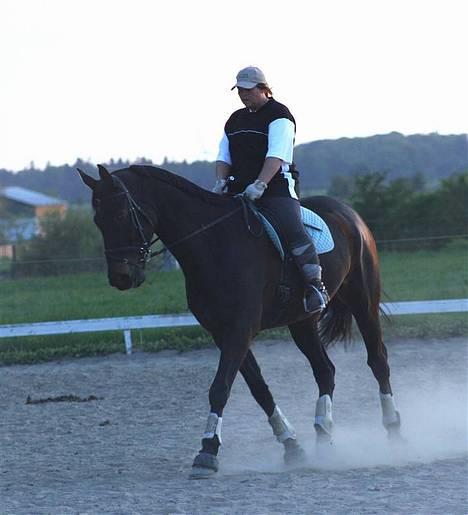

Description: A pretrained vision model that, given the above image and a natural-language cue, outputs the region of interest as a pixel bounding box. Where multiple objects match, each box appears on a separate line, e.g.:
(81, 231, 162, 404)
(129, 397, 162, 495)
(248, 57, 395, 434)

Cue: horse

(78, 164, 402, 478)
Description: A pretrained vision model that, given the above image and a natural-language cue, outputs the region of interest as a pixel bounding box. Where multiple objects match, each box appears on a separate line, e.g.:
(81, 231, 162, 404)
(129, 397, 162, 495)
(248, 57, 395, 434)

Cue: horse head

(78, 164, 155, 290)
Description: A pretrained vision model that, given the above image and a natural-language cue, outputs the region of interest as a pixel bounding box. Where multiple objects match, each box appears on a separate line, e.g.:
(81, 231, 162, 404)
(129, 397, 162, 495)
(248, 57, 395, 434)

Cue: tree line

(0, 132, 466, 203)
(330, 171, 467, 244)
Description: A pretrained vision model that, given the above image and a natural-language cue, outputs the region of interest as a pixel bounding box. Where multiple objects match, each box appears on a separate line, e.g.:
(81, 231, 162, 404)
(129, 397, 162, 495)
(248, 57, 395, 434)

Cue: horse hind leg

(350, 295, 402, 440)
(240, 350, 306, 466)
(239, 349, 276, 417)
(288, 318, 336, 448)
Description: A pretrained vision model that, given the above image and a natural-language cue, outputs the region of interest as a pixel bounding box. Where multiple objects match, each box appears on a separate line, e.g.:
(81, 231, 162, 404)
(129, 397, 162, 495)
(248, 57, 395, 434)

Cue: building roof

(0, 186, 66, 207)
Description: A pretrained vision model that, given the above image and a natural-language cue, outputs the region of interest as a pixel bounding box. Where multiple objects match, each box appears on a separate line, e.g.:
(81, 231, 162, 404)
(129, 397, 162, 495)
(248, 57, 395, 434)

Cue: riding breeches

(256, 196, 319, 264)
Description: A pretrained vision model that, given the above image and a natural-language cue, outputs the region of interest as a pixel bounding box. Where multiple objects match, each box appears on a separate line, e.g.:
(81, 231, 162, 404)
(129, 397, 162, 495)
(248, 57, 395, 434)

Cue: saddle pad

(258, 206, 334, 261)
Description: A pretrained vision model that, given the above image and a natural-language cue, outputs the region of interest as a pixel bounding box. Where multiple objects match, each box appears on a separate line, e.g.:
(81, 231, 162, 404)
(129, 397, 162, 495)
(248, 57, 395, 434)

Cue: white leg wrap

(203, 412, 222, 444)
(268, 406, 296, 443)
(314, 394, 333, 435)
(380, 393, 399, 427)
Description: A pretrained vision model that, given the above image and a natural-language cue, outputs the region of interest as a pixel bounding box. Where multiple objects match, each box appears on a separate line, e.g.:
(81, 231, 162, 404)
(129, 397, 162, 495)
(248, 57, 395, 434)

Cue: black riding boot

(292, 242, 329, 314)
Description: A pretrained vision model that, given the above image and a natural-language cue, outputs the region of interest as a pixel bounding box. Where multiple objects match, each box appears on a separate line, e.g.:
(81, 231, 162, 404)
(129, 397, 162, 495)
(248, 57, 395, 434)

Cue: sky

(1, 0, 467, 172)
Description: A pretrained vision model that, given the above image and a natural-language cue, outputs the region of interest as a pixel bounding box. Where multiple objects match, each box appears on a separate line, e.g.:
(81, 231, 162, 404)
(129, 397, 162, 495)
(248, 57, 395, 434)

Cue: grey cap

(231, 66, 268, 90)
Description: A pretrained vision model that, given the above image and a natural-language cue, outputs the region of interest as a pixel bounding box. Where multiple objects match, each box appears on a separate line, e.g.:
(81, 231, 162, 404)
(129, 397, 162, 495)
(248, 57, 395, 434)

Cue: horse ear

(77, 168, 97, 190)
(97, 164, 112, 183)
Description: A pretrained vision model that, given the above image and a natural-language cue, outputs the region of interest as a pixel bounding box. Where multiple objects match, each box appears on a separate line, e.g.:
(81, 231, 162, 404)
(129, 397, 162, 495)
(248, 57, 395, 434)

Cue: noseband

(103, 176, 158, 266)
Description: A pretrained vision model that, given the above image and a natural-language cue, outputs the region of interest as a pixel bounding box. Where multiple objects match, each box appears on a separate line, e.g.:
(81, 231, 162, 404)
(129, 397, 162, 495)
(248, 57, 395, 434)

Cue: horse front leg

(190, 331, 250, 479)
(240, 350, 306, 466)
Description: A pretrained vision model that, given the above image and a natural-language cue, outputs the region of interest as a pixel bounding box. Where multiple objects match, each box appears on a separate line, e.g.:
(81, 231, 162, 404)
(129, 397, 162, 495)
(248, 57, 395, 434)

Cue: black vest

(224, 99, 298, 197)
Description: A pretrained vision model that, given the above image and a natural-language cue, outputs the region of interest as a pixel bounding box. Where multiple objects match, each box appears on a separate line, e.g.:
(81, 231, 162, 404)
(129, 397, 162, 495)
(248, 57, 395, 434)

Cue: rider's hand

(243, 180, 267, 201)
(212, 179, 227, 195)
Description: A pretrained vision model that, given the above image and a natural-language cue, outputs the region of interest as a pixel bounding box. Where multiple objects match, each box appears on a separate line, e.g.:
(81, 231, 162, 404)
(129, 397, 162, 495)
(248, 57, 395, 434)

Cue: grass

(0, 243, 466, 364)
(0, 269, 187, 324)
(381, 313, 467, 341)
(379, 240, 468, 301)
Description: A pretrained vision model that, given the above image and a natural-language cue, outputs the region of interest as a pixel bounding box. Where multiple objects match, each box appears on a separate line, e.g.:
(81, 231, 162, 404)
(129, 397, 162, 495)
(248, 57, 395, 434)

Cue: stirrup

(304, 284, 328, 314)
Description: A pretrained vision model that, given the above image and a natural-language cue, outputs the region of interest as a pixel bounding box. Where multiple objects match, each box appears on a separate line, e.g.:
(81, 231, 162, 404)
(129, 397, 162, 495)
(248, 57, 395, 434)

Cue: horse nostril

(109, 272, 132, 290)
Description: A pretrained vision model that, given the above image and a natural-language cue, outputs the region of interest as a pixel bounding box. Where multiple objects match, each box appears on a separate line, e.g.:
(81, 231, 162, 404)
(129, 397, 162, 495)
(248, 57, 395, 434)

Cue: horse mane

(120, 165, 230, 207)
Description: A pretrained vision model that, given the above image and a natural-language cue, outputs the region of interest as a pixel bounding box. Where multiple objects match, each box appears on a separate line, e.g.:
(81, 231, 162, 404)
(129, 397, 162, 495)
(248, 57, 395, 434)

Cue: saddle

(256, 206, 334, 261)
(246, 202, 335, 318)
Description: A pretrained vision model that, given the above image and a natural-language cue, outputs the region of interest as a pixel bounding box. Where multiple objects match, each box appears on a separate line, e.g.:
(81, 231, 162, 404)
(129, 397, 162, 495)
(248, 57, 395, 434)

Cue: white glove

(243, 179, 267, 201)
(212, 179, 227, 194)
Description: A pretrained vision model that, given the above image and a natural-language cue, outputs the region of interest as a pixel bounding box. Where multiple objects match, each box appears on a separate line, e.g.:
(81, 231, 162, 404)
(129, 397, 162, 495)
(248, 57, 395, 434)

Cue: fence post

(123, 329, 132, 355)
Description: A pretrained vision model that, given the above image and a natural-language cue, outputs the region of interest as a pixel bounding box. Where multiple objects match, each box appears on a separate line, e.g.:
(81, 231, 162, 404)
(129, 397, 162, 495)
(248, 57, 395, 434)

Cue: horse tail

(315, 197, 384, 347)
(319, 295, 354, 347)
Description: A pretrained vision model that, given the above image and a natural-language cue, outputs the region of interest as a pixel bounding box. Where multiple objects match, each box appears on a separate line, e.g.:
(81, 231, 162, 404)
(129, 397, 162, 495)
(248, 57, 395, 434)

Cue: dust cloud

(220, 339, 467, 475)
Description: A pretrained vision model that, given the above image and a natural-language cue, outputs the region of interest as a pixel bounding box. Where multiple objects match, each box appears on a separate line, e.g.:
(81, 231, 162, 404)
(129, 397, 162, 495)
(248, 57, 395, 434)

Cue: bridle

(101, 176, 260, 268)
(102, 175, 158, 266)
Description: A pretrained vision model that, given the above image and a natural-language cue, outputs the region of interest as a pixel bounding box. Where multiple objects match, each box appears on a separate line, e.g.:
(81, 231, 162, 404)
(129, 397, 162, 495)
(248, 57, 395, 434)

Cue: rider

(213, 66, 329, 314)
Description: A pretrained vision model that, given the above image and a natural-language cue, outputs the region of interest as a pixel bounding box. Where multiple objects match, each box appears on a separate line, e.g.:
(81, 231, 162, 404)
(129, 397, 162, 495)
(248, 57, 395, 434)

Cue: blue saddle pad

(258, 206, 334, 261)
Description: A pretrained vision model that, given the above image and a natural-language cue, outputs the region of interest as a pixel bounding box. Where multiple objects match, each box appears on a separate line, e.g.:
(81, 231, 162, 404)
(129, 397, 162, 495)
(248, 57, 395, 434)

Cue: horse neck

(144, 177, 235, 260)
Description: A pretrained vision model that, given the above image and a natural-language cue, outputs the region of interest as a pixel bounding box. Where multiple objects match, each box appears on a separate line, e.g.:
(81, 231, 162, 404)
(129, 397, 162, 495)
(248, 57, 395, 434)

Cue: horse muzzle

(107, 262, 145, 290)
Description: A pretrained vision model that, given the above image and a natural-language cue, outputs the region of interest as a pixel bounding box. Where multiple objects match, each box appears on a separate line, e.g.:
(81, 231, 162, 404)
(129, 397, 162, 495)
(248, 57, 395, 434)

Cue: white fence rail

(0, 299, 466, 355)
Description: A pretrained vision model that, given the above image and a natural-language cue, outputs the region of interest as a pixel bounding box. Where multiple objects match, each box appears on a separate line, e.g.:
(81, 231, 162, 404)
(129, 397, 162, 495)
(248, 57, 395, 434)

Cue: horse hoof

(386, 411, 405, 443)
(190, 466, 217, 479)
(189, 452, 218, 479)
(388, 427, 406, 445)
(315, 425, 333, 458)
(315, 424, 333, 444)
(283, 439, 307, 466)
(316, 432, 333, 445)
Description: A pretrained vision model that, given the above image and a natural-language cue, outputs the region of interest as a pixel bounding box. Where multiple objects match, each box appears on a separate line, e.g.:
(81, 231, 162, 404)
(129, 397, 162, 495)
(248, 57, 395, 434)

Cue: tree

(349, 171, 468, 245)
(430, 172, 468, 235)
(327, 175, 355, 200)
(350, 172, 389, 236)
(13, 208, 104, 276)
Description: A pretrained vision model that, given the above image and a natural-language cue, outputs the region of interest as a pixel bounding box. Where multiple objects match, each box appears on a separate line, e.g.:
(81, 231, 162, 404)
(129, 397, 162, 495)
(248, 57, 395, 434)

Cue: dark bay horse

(78, 164, 402, 478)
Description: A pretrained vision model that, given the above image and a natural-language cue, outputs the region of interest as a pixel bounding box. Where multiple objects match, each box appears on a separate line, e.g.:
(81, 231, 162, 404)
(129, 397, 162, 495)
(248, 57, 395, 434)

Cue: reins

(104, 176, 263, 264)
(150, 204, 241, 258)
(150, 195, 263, 258)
